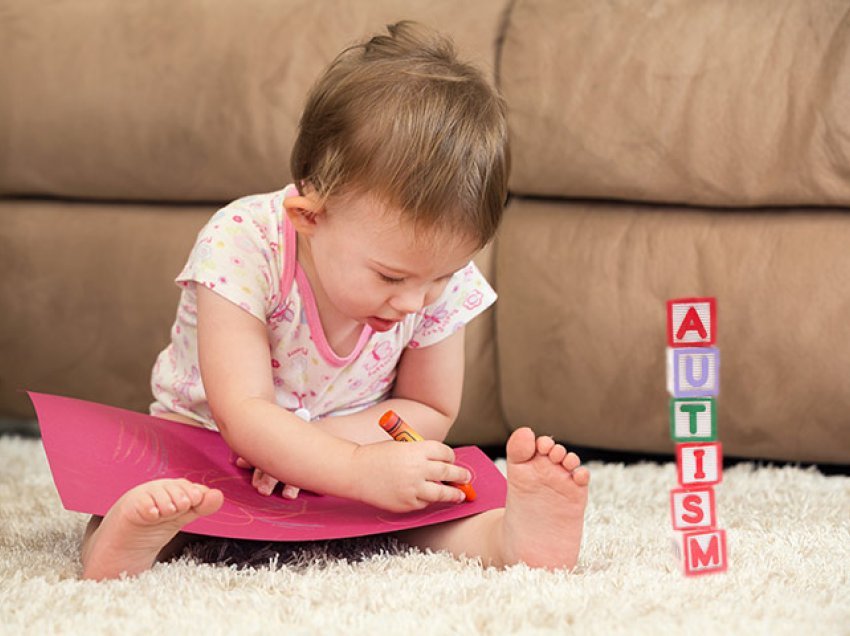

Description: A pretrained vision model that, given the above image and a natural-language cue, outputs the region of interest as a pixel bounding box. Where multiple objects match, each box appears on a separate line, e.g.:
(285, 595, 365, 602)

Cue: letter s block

(667, 297, 716, 347)
(676, 442, 723, 487)
(672, 528, 728, 576)
(670, 487, 717, 531)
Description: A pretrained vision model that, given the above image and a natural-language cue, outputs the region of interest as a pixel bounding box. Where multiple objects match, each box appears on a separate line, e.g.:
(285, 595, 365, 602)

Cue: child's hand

(234, 456, 301, 499)
(350, 440, 472, 512)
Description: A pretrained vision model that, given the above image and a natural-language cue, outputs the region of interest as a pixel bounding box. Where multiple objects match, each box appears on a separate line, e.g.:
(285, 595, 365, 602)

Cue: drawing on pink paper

(28, 392, 507, 541)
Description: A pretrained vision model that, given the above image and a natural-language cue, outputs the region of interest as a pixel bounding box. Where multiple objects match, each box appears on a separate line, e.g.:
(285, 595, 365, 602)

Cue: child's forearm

(316, 399, 455, 444)
(214, 397, 363, 499)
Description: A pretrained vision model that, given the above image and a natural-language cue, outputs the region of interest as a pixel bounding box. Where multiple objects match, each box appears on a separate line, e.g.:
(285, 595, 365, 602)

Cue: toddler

(80, 21, 589, 580)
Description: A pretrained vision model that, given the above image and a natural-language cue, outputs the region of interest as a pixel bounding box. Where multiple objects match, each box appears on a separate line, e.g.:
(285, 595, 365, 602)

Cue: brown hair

(290, 21, 509, 247)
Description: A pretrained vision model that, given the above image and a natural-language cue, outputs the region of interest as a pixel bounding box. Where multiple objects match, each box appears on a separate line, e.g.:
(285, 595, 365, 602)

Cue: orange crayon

(379, 410, 477, 502)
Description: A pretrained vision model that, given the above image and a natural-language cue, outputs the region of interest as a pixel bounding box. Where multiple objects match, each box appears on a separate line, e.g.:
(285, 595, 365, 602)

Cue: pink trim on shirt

(279, 185, 373, 367)
(295, 267, 373, 367)
(280, 185, 299, 298)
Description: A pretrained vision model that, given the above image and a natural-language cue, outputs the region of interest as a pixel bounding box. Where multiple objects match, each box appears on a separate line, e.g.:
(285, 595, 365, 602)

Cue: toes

(149, 483, 179, 516)
(164, 481, 195, 513)
(536, 435, 555, 455)
(186, 484, 206, 507)
(197, 488, 225, 515)
(571, 466, 591, 487)
(135, 491, 161, 521)
(506, 427, 537, 463)
(548, 444, 567, 464)
(563, 452, 581, 471)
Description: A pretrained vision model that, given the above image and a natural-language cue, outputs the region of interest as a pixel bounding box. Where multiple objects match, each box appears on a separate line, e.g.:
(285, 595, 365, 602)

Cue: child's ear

(284, 190, 325, 235)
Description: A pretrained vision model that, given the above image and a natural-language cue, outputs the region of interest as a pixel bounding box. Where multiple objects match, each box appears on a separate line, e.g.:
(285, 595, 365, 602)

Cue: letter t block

(670, 398, 717, 442)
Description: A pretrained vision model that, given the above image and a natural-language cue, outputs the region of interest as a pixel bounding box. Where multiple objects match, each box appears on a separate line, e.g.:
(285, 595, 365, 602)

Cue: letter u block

(667, 297, 716, 347)
(670, 487, 717, 531)
(672, 528, 728, 576)
(667, 347, 720, 397)
(676, 442, 723, 487)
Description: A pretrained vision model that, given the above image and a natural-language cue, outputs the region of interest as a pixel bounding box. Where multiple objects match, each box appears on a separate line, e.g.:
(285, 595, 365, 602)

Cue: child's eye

(379, 273, 405, 285)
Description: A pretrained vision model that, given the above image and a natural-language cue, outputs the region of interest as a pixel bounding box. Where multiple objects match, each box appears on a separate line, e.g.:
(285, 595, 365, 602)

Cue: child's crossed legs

(80, 415, 589, 579)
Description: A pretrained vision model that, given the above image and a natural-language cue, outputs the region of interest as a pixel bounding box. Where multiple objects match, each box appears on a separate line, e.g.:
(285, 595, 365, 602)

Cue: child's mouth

(367, 316, 399, 332)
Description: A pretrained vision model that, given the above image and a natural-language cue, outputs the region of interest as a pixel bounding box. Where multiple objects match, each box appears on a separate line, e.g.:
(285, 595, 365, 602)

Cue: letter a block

(672, 528, 728, 576)
(670, 487, 717, 531)
(667, 347, 720, 397)
(670, 398, 717, 442)
(667, 297, 716, 347)
(676, 442, 723, 487)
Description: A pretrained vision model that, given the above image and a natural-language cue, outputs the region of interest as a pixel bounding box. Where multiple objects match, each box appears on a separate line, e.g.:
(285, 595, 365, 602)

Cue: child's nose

(390, 286, 428, 315)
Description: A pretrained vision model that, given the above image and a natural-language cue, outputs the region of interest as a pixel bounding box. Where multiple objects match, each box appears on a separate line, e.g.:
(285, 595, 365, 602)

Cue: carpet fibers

(1, 436, 848, 635)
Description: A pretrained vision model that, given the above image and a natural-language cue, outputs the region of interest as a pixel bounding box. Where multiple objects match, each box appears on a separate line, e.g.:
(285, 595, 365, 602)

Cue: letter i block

(676, 442, 723, 487)
(667, 297, 716, 347)
(672, 528, 728, 576)
(670, 487, 717, 531)
(670, 397, 717, 442)
(667, 347, 720, 397)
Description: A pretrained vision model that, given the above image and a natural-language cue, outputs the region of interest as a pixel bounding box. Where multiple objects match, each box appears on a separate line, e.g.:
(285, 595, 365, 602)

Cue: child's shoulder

(212, 187, 290, 223)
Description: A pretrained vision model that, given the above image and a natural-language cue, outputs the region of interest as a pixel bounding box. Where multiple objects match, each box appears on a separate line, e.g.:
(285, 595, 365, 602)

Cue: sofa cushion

(0, 200, 214, 417)
(0, 0, 507, 202)
(501, 0, 850, 207)
(496, 197, 850, 464)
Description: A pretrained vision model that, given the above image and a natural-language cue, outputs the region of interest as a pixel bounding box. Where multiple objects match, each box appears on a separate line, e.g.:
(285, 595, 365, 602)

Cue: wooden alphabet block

(666, 347, 720, 397)
(672, 528, 728, 576)
(670, 486, 717, 531)
(676, 442, 723, 487)
(667, 297, 716, 347)
(670, 397, 717, 442)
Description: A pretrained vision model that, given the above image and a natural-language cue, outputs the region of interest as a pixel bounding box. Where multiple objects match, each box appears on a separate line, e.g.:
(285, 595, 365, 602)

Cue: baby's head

(290, 21, 509, 249)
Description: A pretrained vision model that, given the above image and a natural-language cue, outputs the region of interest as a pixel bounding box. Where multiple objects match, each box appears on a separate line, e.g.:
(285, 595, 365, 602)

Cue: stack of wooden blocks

(666, 297, 728, 576)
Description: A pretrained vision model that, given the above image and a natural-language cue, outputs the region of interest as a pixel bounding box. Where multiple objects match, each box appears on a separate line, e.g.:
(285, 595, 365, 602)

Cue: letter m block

(667, 297, 716, 347)
(673, 528, 729, 576)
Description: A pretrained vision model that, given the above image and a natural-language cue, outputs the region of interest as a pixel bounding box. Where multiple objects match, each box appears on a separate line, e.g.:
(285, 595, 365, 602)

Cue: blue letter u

(685, 355, 709, 387)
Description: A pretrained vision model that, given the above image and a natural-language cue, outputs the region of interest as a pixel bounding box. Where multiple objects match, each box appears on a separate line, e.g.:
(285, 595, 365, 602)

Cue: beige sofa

(2, 0, 849, 465)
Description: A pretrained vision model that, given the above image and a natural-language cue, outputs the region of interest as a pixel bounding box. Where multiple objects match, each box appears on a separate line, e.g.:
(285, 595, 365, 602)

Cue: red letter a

(676, 307, 708, 341)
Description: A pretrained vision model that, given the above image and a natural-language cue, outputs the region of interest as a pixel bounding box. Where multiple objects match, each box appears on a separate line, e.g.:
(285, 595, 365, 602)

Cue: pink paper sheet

(29, 392, 507, 541)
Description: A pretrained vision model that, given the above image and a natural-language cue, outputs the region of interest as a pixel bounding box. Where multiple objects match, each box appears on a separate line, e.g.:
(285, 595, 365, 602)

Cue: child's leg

(80, 479, 224, 580)
(79, 411, 224, 581)
(397, 427, 590, 569)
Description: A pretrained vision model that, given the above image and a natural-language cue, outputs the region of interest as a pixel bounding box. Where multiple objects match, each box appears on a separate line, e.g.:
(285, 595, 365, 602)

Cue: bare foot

(500, 427, 590, 569)
(81, 478, 224, 580)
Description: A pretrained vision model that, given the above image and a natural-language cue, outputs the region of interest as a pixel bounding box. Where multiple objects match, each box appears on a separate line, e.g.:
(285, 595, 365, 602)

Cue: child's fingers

(426, 461, 471, 485)
(281, 484, 300, 499)
(419, 481, 466, 505)
(420, 440, 456, 464)
(252, 469, 279, 496)
(235, 457, 252, 469)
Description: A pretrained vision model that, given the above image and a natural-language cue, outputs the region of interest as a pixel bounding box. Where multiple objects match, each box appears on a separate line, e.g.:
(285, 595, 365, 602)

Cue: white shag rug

(1, 436, 848, 635)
